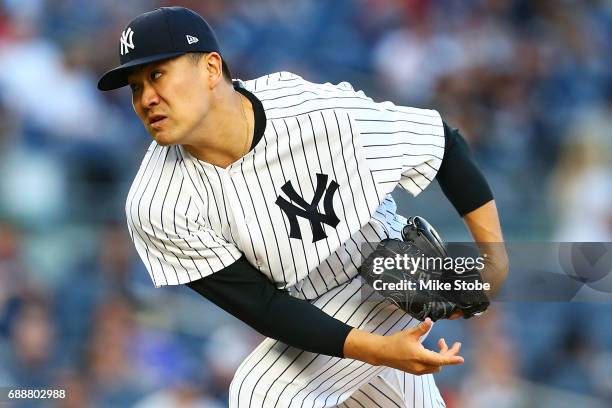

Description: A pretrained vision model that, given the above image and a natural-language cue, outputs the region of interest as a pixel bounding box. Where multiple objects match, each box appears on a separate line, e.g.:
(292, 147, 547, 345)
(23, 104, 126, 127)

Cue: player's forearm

(186, 256, 353, 358)
(463, 200, 509, 296)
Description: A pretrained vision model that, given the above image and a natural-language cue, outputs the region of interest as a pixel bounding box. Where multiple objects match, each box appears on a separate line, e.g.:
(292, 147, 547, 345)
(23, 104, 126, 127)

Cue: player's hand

(343, 318, 464, 375)
(375, 318, 464, 375)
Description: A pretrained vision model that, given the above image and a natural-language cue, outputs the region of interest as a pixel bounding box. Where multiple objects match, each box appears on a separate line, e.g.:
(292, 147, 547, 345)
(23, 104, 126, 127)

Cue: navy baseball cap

(97, 7, 221, 91)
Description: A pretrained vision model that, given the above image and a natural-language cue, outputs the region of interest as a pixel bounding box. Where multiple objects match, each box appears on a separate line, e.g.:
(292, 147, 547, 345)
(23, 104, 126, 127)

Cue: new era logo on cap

(186, 35, 199, 44)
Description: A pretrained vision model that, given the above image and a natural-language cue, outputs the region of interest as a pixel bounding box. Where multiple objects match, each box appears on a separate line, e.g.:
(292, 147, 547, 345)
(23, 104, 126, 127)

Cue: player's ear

(204, 52, 223, 88)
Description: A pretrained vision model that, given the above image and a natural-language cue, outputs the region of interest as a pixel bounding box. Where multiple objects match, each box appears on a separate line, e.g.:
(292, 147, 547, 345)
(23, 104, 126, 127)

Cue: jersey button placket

(225, 166, 246, 224)
(225, 165, 259, 262)
(229, 163, 256, 226)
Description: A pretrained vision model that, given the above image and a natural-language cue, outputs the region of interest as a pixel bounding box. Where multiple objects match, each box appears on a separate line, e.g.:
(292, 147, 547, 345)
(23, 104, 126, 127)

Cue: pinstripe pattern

(126, 72, 443, 290)
(229, 277, 444, 407)
(125, 71, 446, 406)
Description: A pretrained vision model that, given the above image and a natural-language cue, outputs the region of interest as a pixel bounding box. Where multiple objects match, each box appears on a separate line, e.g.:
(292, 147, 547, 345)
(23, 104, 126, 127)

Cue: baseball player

(97, 7, 508, 408)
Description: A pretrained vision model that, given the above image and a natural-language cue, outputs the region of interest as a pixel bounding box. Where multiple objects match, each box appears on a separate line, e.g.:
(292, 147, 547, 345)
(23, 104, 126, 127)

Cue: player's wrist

(343, 328, 385, 366)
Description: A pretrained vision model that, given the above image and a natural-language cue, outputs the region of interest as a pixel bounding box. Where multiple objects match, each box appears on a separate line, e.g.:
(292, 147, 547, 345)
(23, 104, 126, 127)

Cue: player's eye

(150, 71, 162, 81)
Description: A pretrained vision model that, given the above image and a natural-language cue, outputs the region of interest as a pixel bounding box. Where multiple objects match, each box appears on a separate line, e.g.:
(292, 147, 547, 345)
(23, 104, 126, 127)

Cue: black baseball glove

(359, 216, 489, 321)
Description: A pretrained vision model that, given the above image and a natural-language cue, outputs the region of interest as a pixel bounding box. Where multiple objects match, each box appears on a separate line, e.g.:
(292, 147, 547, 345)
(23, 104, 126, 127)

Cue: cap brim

(97, 51, 186, 91)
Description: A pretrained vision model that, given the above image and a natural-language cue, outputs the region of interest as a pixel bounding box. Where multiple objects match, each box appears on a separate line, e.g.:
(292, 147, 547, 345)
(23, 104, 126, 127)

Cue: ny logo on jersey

(275, 173, 340, 242)
(120, 27, 135, 55)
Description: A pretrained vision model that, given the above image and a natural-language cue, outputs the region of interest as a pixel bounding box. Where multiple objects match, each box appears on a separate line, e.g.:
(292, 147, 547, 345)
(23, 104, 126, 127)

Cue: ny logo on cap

(186, 35, 199, 45)
(120, 27, 135, 55)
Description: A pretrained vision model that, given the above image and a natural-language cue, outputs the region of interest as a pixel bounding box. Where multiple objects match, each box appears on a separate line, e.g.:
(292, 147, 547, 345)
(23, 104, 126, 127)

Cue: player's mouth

(149, 114, 167, 128)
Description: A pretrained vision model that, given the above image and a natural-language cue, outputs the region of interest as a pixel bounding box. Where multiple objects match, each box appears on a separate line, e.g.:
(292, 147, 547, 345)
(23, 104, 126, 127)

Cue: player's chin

(149, 130, 175, 146)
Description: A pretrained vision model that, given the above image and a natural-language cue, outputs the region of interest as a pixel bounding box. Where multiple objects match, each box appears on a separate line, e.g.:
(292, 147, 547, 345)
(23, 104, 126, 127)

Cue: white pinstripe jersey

(126, 71, 444, 299)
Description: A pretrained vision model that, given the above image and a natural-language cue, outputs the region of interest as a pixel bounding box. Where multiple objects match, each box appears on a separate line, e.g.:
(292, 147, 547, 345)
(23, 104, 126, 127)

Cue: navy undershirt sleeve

(186, 257, 353, 358)
(436, 122, 493, 216)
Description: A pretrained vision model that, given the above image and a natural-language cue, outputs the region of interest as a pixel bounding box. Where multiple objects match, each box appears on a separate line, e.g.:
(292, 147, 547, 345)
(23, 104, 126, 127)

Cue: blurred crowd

(0, 0, 611, 407)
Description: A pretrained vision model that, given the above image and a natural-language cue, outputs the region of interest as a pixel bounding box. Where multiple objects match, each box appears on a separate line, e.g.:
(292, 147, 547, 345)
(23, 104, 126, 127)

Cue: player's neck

(184, 84, 253, 168)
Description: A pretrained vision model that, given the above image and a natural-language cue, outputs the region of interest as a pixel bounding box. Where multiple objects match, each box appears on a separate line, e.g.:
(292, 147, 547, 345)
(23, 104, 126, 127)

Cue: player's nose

(140, 82, 160, 110)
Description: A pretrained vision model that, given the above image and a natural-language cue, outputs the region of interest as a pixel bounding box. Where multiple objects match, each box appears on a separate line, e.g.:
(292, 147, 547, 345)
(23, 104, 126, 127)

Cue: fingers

(411, 318, 433, 337)
(438, 338, 461, 356)
(399, 322, 465, 375)
(419, 346, 464, 366)
(446, 341, 462, 356)
(438, 338, 448, 353)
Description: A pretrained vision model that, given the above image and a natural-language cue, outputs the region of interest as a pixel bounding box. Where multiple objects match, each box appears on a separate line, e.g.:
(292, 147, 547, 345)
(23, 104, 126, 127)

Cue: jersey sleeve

(125, 144, 242, 287)
(333, 82, 445, 197)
